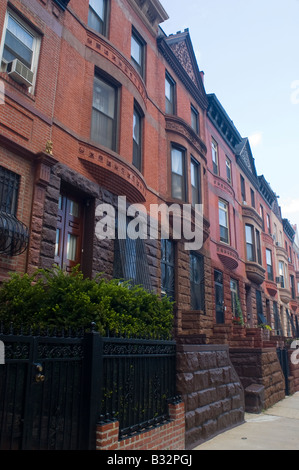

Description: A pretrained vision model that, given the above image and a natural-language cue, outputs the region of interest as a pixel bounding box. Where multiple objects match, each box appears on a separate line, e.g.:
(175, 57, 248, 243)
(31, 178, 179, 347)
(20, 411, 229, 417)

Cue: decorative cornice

(165, 115, 207, 159)
(78, 142, 147, 203)
(207, 94, 242, 151)
(216, 242, 239, 270)
(86, 31, 147, 105)
(127, 0, 169, 36)
(242, 205, 263, 230)
(283, 218, 296, 242)
(258, 175, 276, 208)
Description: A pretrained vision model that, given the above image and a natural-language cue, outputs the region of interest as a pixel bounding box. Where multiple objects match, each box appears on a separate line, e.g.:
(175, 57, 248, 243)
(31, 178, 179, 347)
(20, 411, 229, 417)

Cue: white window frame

(0, 9, 41, 92)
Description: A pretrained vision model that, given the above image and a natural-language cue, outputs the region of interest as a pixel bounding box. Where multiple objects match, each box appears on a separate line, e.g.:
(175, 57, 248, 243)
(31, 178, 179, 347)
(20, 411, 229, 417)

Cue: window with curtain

(211, 139, 218, 175)
(171, 146, 186, 201)
(219, 200, 229, 244)
(266, 249, 273, 281)
(91, 75, 117, 150)
(245, 224, 255, 261)
(191, 158, 201, 207)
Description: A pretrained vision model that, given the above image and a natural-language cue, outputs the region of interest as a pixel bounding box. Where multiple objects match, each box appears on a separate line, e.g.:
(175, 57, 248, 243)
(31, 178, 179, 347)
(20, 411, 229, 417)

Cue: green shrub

(0, 266, 174, 338)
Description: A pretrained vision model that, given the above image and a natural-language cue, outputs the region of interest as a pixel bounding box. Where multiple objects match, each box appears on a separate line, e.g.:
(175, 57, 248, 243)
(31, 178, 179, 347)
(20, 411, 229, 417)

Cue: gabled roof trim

(157, 35, 208, 110)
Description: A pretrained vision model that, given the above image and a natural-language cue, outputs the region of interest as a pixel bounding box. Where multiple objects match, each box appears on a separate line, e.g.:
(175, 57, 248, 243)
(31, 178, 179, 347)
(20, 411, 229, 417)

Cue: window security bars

(0, 167, 29, 256)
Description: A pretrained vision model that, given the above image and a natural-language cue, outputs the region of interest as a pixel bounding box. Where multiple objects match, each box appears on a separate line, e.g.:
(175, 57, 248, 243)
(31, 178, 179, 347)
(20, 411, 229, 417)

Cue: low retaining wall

(230, 348, 285, 410)
(96, 402, 185, 450)
(176, 344, 245, 449)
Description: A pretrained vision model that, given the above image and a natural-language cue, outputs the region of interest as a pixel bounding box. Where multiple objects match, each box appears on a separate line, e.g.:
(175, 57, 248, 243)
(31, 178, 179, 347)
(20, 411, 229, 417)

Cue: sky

(160, 0, 299, 230)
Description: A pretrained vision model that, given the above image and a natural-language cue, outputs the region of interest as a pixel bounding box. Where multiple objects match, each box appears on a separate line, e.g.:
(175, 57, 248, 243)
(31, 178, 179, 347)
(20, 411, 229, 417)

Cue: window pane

(93, 77, 115, 118)
(133, 109, 140, 145)
(55, 229, 60, 257)
(171, 148, 183, 175)
(7, 16, 33, 50)
(131, 35, 142, 66)
(245, 225, 253, 243)
(67, 234, 78, 261)
(69, 200, 79, 217)
(89, 0, 105, 19)
(165, 75, 174, 114)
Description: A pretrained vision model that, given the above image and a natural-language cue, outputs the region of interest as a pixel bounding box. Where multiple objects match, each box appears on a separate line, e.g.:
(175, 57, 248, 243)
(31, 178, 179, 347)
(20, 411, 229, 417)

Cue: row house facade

(0, 0, 298, 346)
(0, 0, 212, 340)
(206, 92, 299, 344)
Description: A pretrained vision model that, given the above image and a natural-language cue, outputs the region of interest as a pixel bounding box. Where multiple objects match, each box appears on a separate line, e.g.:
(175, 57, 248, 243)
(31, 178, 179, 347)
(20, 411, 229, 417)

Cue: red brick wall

(96, 402, 185, 451)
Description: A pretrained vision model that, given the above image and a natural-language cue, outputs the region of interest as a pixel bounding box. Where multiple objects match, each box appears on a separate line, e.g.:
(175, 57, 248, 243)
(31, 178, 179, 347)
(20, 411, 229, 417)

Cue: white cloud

(249, 132, 263, 148)
(280, 198, 299, 226)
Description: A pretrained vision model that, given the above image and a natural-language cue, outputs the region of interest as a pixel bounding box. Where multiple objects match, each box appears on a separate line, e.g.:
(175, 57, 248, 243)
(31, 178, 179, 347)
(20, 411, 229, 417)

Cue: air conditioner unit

(6, 59, 33, 88)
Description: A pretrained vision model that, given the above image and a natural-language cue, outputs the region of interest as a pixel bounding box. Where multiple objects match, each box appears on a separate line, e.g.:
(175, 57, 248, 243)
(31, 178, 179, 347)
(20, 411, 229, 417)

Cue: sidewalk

(195, 392, 299, 450)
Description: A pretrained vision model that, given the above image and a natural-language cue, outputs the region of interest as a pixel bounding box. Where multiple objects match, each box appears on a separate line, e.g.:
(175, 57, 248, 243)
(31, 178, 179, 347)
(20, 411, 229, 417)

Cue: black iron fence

(0, 326, 177, 450)
(99, 335, 177, 438)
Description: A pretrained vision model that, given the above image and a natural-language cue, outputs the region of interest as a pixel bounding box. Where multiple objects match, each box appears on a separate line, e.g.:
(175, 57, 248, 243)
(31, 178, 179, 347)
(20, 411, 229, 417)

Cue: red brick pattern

(96, 402, 185, 451)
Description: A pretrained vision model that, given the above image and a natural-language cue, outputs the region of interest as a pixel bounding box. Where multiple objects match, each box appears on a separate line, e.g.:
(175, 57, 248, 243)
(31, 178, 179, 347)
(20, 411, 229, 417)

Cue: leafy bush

(0, 266, 174, 338)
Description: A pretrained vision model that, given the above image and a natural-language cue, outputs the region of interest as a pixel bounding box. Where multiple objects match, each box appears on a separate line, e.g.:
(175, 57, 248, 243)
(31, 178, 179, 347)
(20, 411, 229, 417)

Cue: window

(1, 10, 41, 88)
(55, 194, 83, 272)
(161, 239, 175, 300)
(245, 224, 255, 262)
(290, 275, 296, 299)
(190, 252, 204, 311)
(226, 157, 232, 184)
(0, 166, 29, 256)
(171, 146, 186, 201)
(219, 200, 229, 244)
(211, 139, 218, 175)
(133, 104, 142, 171)
(0, 166, 19, 215)
(191, 105, 199, 134)
(230, 279, 238, 317)
(250, 188, 255, 208)
(240, 175, 246, 203)
(165, 72, 175, 114)
(131, 28, 145, 78)
(88, 0, 108, 36)
(91, 75, 117, 151)
(266, 249, 273, 281)
(279, 261, 285, 288)
(256, 290, 267, 325)
(260, 205, 265, 231)
(191, 158, 201, 206)
(273, 301, 282, 335)
(256, 229, 262, 265)
(266, 214, 271, 235)
(113, 216, 152, 291)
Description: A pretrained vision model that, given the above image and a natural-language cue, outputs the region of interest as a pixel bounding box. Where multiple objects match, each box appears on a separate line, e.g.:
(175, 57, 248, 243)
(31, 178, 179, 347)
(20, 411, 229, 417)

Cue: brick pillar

(27, 151, 57, 274)
(96, 420, 119, 450)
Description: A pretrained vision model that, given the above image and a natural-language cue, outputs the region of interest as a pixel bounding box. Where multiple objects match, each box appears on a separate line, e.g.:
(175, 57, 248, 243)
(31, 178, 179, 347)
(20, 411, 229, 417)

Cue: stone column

(27, 151, 57, 274)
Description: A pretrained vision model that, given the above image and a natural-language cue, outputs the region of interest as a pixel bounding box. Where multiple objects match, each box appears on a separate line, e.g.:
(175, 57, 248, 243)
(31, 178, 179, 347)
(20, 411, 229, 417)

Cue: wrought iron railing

(99, 335, 177, 438)
(0, 325, 178, 449)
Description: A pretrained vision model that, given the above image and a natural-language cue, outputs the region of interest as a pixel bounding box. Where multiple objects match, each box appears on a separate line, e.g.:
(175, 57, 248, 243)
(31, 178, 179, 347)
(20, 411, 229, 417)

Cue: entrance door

(55, 194, 84, 272)
(214, 270, 224, 324)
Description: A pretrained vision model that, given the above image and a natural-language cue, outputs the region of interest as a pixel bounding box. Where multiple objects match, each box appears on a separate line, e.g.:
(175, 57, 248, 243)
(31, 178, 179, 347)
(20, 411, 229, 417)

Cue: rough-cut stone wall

(229, 348, 285, 410)
(176, 344, 244, 449)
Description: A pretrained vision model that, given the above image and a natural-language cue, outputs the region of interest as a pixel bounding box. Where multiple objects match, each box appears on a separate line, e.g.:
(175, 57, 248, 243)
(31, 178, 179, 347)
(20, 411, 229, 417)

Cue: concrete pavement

(195, 392, 299, 450)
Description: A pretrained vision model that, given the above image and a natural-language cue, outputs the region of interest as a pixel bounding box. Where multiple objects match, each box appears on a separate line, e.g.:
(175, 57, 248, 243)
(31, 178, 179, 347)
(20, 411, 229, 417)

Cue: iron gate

(277, 347, 290, 396)
(0, 330, 91, 450)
